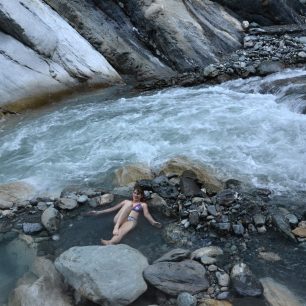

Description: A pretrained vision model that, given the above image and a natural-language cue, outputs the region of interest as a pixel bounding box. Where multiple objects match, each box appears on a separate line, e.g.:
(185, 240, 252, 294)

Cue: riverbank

(1, 159, 306, 305)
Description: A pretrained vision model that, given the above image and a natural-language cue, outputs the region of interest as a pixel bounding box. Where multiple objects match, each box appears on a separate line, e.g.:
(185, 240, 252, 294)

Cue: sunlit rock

(0, 181, 36, 210)
(114, 164, 154, 186)
(260, 277, 304, 306)
(55, 245, 148, 306)
(159, 157, 223, 194)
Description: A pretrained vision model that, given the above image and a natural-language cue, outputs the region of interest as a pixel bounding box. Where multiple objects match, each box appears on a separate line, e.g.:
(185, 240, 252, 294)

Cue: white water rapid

(1, 69, 306, 196)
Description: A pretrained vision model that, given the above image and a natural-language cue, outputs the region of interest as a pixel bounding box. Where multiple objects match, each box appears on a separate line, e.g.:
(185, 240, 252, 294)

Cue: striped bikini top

(131, 203, 143, 213)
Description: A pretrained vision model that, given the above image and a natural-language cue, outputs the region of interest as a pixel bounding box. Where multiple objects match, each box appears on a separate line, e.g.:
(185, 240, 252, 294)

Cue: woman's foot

(101, 239, 112, 245)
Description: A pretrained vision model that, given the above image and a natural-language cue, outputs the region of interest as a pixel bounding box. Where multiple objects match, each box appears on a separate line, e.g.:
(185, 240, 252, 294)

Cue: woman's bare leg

(113, 203, 132, 227)
(101, 221, 136, 245)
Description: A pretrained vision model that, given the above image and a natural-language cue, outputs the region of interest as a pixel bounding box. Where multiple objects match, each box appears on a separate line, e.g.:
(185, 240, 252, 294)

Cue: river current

(1, 69, 306, 198)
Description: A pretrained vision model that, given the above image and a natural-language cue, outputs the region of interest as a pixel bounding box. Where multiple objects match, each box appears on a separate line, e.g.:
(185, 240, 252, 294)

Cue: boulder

(96, 193, 114, 206)
(154, 248, 191, 263)
(148, 193, 167, 212)
(231, 263, 263, 297)
(58, 198, 78, 210)
(191, 246, 224, 259)
(41, 207, 62, 233)
(159, 157, 223, 194)
(260, 277, 304, 306)
(114, 164, 154, 186)
(177, 292, 197, 306)
(292, 227, 306, 238)
(0, 0, 121, 108)
(55, 245, 148, 306)
(144, 260, 209, 296)
(198, 300, 232, 306)
(0, 181, 36, 209)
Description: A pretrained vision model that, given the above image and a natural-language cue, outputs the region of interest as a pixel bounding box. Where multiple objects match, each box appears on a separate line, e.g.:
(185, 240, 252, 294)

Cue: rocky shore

(1, 158, 306, 306)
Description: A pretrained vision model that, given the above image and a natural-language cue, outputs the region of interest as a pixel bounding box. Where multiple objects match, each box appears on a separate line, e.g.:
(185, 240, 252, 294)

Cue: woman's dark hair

(133, 185, 145, 201)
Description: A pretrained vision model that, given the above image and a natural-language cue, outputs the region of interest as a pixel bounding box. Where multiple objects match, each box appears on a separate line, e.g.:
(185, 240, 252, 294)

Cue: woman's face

(132, 189, 142, 201)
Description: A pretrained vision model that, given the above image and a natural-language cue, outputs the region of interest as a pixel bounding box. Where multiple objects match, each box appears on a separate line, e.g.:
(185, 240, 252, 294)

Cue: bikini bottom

(127, 215, 137, 222)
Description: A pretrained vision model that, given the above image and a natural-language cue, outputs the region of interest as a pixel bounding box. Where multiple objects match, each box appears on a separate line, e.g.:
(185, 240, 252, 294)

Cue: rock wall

(212, 0, 306, 25)
(0, 0, 121, 108)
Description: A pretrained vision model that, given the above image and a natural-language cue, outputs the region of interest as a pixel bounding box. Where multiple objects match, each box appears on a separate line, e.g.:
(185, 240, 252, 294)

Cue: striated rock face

(0, 0, 121, 107)
(122, 0, 242, 72)
(44, 0, 175, 82)
(212, 0, 306, 26)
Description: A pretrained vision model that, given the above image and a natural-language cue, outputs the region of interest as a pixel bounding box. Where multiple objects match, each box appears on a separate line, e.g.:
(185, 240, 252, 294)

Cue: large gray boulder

(212, 0, 306, 25)
(144, 259, 209, 296)
(0, 0, 121, 108)
(55, 245, 149, 306)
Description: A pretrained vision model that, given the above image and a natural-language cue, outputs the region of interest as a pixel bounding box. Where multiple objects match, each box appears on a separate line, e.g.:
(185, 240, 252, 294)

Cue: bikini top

(131, 203, 143, 213)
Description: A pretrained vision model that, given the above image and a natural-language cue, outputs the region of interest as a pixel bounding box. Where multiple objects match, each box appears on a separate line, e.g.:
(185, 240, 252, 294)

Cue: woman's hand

(152, 221, 162, 228)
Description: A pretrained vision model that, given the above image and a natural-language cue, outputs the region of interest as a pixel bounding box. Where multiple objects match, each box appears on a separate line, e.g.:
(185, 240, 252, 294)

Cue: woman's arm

(85, 200, 127, 216)
(142, 203, 162, 228)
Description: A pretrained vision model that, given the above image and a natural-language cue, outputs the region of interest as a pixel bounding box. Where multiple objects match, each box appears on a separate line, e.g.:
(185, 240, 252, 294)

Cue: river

(1, 68, 306, 305)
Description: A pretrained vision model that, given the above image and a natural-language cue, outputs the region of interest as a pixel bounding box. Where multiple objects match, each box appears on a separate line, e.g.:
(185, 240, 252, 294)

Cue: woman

(86, 186, 162, 245)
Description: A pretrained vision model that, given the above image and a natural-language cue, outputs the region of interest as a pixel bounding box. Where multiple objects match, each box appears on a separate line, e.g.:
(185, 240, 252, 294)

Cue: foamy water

(1, 69, 306, 195)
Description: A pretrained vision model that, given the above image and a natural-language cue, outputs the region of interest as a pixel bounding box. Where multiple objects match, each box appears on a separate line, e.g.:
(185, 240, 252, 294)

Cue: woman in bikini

(86, 186, 162, 245)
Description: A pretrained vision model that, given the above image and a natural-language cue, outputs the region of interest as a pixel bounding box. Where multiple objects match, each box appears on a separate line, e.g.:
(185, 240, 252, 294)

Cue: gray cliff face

(44, 0, 242, 75)
(44, 0, 175, 82)
(212, 0, 306, 26)
(0, 0, 121, 108)
(117, 0, 242, 72)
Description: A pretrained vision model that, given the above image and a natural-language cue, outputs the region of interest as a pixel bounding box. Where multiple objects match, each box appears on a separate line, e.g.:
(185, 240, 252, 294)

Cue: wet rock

(37, 202, 48, 211)
(55, 245, 148, 306)
(152, 176, 179, 199)
(257, 225, 267, 234)
(189, 210, 200, 226)
(200, 255, 217, 265)
(180, 171, 203, 197)
(177, 292, 197, 306)
(216, 292, 230, 300)
(148, 193, 167, 212)
(258, 251, 281, 262)
(22, 223, 43, 235)
(232, 223, 245, 236)
(207, 205, 218, 216)
(215, 190, 238, 206)
(154, 248, 191, 263)
(257, 61, 285, 76)
(253, 213, 266, 227)
(41, 207, 62, 234)
(231, 263, 263, 297)
(216, 272, 230, 287)
(58, 198, 78, 210)
(271, 211, 297, 242)
(97, 193, 114, 206)
(191, 246, 223, 260)
(77, 195, 88, 204)
(285, 213, 299, 227)
(260, 277, 304, 306)
(144, 260, 209, 296)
